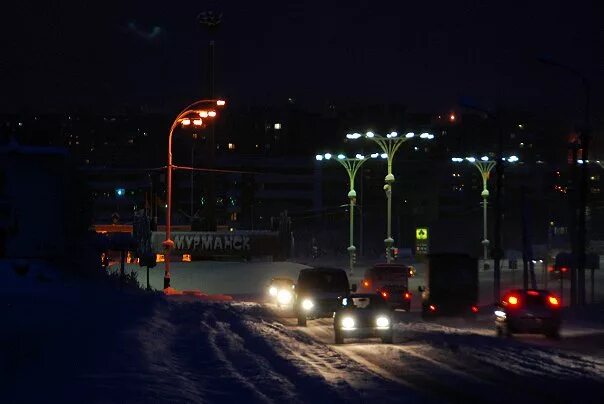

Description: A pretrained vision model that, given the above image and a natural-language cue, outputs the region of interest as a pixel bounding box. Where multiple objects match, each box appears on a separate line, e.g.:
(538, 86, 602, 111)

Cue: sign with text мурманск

(150, 231, 281, 259)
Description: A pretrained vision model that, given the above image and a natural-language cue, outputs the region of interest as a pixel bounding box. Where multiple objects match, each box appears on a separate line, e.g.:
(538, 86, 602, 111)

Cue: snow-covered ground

(4, 259, 603, 403)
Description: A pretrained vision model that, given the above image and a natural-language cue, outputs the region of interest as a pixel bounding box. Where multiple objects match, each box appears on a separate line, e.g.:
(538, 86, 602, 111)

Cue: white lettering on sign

(202, 235, 212, 250)
(171, 233, 252, 252)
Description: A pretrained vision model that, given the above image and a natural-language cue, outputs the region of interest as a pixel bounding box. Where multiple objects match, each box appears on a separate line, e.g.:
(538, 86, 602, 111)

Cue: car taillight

(381, 291, 389, 299)
(471, 305, 479, 313)
(429, 304, 437, 312)
(363, 280, 370, 288)
(560, 267, 568, 273)
(547, 265, 554, 272)
(404, 292, 412, 300)
(527, 290, 540, 296)
(507, 295, 519, 306)
(548, 295, 560, 307)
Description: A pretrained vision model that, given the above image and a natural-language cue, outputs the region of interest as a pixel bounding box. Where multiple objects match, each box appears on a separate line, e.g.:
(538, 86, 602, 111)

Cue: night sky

(3, 1, 602, 126)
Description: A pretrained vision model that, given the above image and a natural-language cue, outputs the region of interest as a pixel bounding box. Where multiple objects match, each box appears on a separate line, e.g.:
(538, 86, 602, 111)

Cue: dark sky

(3, 0, 602, 126)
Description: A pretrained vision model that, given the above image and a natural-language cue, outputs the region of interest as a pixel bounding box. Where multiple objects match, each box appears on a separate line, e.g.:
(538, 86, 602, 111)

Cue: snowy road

(270, 307, 604, 403)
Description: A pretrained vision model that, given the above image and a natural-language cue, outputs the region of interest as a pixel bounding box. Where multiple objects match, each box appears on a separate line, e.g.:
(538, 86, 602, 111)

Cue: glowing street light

(163, 99, 226, 290)
(452, 154, 519, 262)
(315, 152, 379, 275)
(349, 130, 435, 262)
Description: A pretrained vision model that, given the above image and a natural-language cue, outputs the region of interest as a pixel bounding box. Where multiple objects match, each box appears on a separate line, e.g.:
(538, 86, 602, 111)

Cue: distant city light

(193, 119, 203, 126)
(405, 132, 415, 138)
(371, 153, 379, 158)
(355, 154, 364, 159)
(381, 153, 388, 159)
(508, 155, 519, 163)
(274, 123, 281, 130)
(324, 153, 332, 160)
(116, 188, 125, 197)
(216, 100, 226, 106)
(452, 157, 463, 162)
(181, 118, 191, 126)
(338, 154, 346, 159)
(365, 131, 375, 138)
(347, 133, 362, 139)
(315, 155, 323, 161)
(481, 156, 489, 161)
(199, 111, 209, 118)
(449, 114, 456, 122)
(208, 111, 217, 117)
(419, 133, 430, 139)
(466, 157, 476, 163)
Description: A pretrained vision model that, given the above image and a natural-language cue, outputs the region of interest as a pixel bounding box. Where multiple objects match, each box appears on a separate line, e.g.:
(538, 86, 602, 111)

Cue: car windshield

(369, 267, 407, 282)
(343, 295, 388, 309)
(298, 271, 349, 292)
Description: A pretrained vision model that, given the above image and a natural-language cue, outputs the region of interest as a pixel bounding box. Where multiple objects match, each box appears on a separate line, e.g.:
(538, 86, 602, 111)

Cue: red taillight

(561, 267, 568, 273)
(429, 304, 437, 312)
(507, 295, 519, 306)
(527, 290, 540, 296)
(547, 265, 554, 272)
(363, 280, 370, 288)
(548, 296, 560, 307)
(404, 292, 412, 300)
(471, 305, 479, 313)
(381, 291, 389, 299)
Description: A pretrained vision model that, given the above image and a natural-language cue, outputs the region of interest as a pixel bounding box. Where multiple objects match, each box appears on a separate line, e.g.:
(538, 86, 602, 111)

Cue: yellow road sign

(416, 227, 428, 240)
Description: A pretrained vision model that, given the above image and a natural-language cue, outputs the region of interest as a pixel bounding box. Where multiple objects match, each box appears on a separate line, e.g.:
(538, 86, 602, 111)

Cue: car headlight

(302, 299, 314, 311)
(376, 316, 390, 328)
(269, 286, 277, 296)
(277, 289, 293, 305)
(494, 310, 506, 318)
(341, 316, 355, 329)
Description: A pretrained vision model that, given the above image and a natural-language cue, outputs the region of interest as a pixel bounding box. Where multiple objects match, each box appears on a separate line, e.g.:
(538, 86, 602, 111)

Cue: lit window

(274, 123, 282, 130)
(228, 143, 236, 150)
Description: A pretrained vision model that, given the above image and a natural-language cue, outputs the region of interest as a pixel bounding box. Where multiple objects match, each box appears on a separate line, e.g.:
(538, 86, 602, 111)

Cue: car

(294, 267, 354, 326)
(267, 277, 295, 308)
(495, 289, 562, 339)
(333, 293, 394, 344)
(359, 263, 412, 311)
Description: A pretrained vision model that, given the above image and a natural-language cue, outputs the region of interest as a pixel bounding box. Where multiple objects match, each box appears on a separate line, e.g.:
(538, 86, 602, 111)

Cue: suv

(359, 264, 412, 311)
(333, 293, 394, 344)
(294, 267, 354, 326)
(495, 289, 562, 339)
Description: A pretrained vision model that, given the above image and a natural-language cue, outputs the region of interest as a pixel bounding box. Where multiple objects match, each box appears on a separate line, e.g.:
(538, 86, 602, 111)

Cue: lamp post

(349, 131, 434, 262)
(452, 155, 518, 266)
(163, 99, 226, 290)
(316, 152, 378, 275)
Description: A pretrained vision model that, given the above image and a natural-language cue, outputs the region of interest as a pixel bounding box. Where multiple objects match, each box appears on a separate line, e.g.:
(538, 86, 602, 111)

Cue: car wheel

(334, 329, 344, 344)
(381, 332, 393, 344)
(297, 314, 307, 327)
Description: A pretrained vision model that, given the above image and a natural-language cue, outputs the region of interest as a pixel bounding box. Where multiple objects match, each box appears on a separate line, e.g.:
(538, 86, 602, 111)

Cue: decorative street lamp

(452, 154, 519, 265)
(163, 99, 226, 290)
(316, 152, 380, 275)
(348, 131, 434, 263)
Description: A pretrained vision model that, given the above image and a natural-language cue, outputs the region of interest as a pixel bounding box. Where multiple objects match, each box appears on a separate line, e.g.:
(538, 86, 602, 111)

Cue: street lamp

(315, 152, 379, 275)
(163, 99, 226, 290)
(452, 155, 518, 264)
(349, 130, 435, 262)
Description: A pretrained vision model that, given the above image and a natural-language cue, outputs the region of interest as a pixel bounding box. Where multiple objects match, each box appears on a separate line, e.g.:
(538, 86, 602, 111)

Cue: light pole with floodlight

(452, 154, 518, 265)
(348, 131, 434, 263)
(163, 99, 226, 290)
(316, 152, 379, 275)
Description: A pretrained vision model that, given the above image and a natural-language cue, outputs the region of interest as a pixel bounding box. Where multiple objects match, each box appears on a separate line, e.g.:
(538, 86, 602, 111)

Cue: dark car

(495, 289, 562, 339)
(294, 267, 354, 326)
(333, 293, 394, 344)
